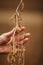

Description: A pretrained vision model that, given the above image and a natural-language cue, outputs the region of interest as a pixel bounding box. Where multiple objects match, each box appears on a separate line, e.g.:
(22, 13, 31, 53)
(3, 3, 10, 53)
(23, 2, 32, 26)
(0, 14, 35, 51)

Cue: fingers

(18, 38, 29, 45)
(20, 33, 30, 41)
(4, 26, 25, 42)
(14, 33, 30, 46)
(0, 26, 26, 45)
(15, 33, 30, 41)
(3, 26, 25, 37)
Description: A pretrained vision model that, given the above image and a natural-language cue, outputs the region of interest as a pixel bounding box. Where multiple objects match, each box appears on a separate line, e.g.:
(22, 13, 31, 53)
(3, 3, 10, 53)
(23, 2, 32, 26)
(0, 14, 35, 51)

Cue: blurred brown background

(0, 0, 43, 65)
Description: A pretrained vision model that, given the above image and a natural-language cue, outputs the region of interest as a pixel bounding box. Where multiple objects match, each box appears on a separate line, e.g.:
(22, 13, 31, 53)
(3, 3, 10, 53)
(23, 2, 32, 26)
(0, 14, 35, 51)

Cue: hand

(0, 26, 30, 53)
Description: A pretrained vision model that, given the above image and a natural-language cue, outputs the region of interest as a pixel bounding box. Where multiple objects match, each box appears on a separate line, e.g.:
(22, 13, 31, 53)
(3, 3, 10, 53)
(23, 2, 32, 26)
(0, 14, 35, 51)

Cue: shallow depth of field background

(0, 0, 43, 65)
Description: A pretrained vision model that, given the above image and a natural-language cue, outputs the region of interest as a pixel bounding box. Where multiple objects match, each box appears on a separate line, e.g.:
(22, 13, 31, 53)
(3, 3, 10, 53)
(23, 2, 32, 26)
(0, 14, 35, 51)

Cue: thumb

(6, 28, 15, 37)
(4, 28, 15, 42)
(0, 28, 15, 44)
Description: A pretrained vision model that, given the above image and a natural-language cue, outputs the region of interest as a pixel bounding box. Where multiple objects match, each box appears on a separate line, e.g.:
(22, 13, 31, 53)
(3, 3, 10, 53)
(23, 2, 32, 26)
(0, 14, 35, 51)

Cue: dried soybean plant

(7, 0, 25, 65)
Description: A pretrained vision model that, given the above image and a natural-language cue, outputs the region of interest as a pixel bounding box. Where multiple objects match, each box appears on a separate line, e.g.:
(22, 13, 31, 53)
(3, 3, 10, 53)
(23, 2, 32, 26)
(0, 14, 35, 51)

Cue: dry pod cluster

(7, 0, 25, 65)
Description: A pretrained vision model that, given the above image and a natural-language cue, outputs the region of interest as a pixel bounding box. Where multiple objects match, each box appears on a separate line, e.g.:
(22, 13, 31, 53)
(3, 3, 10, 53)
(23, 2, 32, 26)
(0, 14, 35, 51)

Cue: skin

(0, 26, 30, 53)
